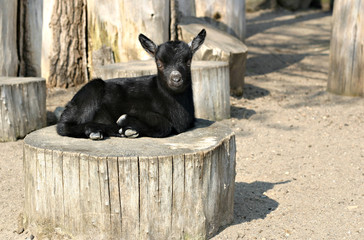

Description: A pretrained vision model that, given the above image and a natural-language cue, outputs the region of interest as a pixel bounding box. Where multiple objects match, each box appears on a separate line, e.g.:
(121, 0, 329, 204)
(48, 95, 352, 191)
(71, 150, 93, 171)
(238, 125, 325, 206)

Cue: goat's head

(139, 29, 206, 93)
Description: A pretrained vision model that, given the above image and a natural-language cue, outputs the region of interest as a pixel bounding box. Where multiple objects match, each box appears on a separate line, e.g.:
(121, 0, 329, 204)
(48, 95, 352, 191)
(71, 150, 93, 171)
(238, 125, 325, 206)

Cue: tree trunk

(94, 60, 231, 120)
(23, 120, 236, 239)
(42, 0, 88, 88)
(0, 77, 46, 141)
(327, 0, 364, 96)
(0, 0, 18, 76)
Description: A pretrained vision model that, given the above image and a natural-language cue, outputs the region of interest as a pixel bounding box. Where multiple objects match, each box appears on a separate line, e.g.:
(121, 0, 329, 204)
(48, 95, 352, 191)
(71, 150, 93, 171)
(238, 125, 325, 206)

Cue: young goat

(57, 29, 206, 140)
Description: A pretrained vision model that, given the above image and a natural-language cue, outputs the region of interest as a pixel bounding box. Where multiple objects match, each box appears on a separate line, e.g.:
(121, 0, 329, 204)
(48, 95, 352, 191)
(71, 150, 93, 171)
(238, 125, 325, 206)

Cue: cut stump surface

(23, 119, 236, 239)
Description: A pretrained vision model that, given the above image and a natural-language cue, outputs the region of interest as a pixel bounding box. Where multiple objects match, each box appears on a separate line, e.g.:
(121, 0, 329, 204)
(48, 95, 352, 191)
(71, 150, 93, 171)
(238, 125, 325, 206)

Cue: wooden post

(0, 0, 18, 76)
(0, 77, 46, 141)
(327, 0, 364, 96)
(94, 60, 231, 120)
(23, 120, 236, 239)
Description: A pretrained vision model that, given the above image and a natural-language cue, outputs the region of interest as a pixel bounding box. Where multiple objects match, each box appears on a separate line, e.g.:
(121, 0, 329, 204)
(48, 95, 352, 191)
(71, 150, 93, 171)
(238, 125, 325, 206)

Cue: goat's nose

(170, 71, 182, 82)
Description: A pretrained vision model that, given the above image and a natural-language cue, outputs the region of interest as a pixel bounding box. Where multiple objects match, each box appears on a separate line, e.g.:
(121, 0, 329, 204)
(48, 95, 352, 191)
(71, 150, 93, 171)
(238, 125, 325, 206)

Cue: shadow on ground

(233, 181, 291, 224)
(246, 52, 308, 76)
(231, 106, 257, 120)
(246, 11, 331, 38)
(242, 83, 270, 99)
(230, 84, 269, 120)
(213, 180, 291, 237)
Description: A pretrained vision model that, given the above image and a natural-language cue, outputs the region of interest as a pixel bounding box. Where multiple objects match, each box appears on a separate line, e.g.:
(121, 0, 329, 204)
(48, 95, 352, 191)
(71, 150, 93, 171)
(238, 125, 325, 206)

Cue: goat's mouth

(168, 78, 184, 89)
(168, 70, 185, 90)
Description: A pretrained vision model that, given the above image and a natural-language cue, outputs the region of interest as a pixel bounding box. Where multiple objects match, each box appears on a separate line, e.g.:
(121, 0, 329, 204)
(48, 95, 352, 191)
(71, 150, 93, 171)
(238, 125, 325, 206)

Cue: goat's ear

(189, 29, 206, 54)
(139, 34, 157, 57)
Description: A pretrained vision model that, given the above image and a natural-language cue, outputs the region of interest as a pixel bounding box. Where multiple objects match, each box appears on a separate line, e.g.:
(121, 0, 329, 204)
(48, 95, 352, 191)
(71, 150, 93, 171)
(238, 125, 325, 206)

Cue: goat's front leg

(116, 112, 172, 138)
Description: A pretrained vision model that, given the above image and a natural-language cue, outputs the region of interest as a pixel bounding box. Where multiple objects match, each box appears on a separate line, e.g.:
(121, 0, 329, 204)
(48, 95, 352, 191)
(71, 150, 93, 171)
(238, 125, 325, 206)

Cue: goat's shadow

(213, 180, 291, 237)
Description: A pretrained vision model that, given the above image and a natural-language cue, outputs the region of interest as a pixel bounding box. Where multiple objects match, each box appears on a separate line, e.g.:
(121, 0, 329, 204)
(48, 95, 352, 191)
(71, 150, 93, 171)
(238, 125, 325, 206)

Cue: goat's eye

(156, 60, 163, 69)
(186, 60, 191, 67)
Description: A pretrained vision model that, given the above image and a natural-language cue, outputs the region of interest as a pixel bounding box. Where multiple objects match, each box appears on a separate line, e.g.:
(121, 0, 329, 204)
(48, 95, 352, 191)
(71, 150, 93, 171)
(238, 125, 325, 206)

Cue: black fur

(57, 29, 206, 139)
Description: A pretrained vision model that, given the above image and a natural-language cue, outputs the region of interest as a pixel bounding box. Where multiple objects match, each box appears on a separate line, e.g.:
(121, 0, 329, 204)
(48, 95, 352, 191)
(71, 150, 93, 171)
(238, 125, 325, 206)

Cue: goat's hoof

(124, 129, 139, 138)
(89, 132, 103, 140)
(116, 114, 127, 126)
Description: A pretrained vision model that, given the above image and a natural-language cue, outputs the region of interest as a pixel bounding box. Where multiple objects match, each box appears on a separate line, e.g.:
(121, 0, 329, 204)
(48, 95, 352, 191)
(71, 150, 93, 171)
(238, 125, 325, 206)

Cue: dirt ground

(1, 9, 364, 240)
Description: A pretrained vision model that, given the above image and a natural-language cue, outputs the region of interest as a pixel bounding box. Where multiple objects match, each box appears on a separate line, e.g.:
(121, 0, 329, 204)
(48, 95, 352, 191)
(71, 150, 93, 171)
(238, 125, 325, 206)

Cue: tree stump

(327, 0, 364, 96)
(23, 119, 236, 240)
(94, 60, 230, 121)
(0, 77, 46, 142)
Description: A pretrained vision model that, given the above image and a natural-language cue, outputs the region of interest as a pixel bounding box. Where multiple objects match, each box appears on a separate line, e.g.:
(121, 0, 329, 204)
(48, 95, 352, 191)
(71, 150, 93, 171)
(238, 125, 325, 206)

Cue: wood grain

(0, 77, 46, 141)
(24, 120, 236, 239)
(328, 0, 364, 96)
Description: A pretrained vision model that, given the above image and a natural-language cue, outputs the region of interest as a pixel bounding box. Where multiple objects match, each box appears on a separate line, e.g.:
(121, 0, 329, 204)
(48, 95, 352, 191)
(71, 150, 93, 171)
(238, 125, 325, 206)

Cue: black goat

(57, 29, 206, 140)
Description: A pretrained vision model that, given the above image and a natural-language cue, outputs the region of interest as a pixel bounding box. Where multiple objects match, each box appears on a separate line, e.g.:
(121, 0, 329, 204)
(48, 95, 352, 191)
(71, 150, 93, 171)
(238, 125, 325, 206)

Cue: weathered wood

(23, 119, 236, 239)
(87, 0, 170, 78)
(327, 0, 364, 96)
(119, 0, 170, 61)
(18, 0, 43, 77)
(177, 0, 246, 41)
(86, 0, 122, 75)
(179, 21, 248, 96)
(195, 0, 246, 41)
(0, 0, 18, 76)
(0, 77, 46, 142)
(94, 60, 230, 120)
(42, 0, 88, 87)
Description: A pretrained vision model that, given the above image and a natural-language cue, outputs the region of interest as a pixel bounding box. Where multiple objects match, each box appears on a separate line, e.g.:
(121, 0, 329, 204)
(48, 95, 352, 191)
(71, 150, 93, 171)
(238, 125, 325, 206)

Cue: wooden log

(0, 0, 18, 76)
(178, 21, 248, 96)
(0, 77, 46, 142)
(23, 119, 236, 239)
(41, 0, 88, 87)
(327, 0, 364, 96)
(94, 60, 230, 120)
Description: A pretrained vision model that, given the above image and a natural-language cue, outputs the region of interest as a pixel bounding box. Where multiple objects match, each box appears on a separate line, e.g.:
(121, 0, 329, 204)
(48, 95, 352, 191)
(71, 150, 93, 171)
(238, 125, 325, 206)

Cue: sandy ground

(1, 9, 364, 240)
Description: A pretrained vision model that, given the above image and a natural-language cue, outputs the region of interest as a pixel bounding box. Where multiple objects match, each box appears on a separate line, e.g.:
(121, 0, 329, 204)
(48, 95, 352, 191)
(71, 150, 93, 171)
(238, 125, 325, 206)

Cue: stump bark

(327, 0, 364, 96)
(23, 119, 236, 239)
(94, 60, 230, 121)
(0, 77, 46, 141)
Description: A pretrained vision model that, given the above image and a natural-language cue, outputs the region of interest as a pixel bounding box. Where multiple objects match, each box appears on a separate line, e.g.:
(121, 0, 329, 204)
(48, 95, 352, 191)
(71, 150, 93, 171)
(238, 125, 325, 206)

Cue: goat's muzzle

(170, 71, 182, 83)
